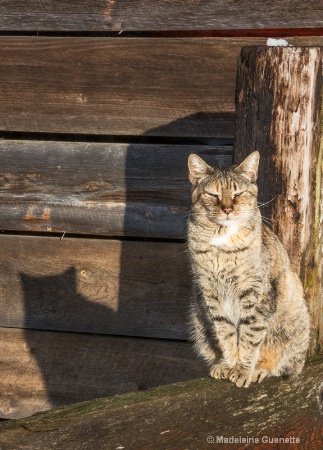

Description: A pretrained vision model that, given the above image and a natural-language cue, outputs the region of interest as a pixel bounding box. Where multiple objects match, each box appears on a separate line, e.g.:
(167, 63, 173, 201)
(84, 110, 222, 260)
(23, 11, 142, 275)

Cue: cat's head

(188, 151, 260, 227)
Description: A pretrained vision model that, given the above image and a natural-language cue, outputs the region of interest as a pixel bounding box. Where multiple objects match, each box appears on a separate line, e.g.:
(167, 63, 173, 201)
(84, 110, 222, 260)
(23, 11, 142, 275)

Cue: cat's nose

(222, 207, 233, 215)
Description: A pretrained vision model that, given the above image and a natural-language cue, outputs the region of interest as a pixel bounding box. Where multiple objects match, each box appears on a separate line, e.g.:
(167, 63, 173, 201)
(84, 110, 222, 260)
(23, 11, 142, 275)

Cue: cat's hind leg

(252, 366, 269, 383)
(252, 345, 282, 383)
(258, 316, 309, 380)
(255, 341, 305, 382)
(274, 345, 307, 379)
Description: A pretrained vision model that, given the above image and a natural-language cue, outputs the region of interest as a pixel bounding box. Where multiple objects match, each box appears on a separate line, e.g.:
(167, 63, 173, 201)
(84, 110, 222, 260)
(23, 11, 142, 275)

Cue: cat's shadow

(21, 267, 122, 408)
(21, 268, 110, 334)
(20, 112, 238, 411)
(20, 265, 208, 410)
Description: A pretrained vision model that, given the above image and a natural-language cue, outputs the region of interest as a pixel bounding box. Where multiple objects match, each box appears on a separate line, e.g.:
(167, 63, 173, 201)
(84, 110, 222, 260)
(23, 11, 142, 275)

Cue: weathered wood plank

(1, 0, 323, 31)
(0, 140, 231, 237)
(234, 46, 323, 353)
(0, 353, 322, 448)
(0, 327, 206, 419)
(0, 234, 191, 340)
(1, 37, 323, 137)
(0, 37, 237, 137)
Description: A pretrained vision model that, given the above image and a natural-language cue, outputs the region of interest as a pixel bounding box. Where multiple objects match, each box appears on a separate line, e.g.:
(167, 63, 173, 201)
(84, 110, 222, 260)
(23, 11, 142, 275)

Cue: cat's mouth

(216, 216, 236, 226)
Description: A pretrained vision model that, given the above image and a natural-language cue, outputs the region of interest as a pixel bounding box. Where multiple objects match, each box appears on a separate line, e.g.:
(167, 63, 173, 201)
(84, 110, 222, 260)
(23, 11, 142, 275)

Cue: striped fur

(187, 152, 310, 388)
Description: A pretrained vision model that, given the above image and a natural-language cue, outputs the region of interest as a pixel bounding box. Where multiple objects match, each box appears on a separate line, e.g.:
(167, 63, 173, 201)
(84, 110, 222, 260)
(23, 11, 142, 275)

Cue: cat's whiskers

(187, 206, 271, 229)
(179, 210, 208, 220)
(257, 196, 277, 208)
(261, 217, 272, 226)
(241, 212, 271, 227)
(243, 206, 273, 226)
(185, 210, 222, 221)
(234, 210, 258, 222)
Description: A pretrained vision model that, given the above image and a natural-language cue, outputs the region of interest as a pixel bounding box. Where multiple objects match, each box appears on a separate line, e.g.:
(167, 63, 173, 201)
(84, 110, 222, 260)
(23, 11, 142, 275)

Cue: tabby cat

(187, 151, 310, 388)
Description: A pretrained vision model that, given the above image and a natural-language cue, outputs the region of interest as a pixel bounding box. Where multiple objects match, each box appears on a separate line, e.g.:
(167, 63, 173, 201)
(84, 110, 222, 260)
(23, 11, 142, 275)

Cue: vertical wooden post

(234, 46, 323, 353)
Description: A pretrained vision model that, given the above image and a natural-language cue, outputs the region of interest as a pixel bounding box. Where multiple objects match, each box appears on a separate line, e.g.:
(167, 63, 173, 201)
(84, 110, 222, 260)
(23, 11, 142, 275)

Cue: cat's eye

(233, 191, 244, 199)
(205, 191, 220, 200)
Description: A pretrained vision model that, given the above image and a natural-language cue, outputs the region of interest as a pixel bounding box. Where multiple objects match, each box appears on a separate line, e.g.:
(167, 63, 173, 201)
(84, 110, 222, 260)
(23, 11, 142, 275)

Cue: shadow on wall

(21, 113, 232, 413)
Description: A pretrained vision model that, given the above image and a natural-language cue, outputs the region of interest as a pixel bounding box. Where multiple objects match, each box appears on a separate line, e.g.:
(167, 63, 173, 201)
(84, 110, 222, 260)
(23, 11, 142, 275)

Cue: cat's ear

(188, 154, 214, 185)
(234, 151, 260, 183)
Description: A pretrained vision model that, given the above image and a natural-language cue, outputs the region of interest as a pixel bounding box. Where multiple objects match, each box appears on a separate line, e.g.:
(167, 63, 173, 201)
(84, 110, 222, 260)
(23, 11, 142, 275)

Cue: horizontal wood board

(0, 354, 322, 447)
(0, 327, 206, 419)
(1, 37, 323, 137)
(0, 141, 231, 237)
(1, 1, 323, 31)
(0, 234, 191, 340)
(0, 37, 237, 138)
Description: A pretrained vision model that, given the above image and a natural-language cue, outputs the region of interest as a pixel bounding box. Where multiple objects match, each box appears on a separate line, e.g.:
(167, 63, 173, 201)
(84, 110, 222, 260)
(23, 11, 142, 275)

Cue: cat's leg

(253, 340, 307, 382)
(209, 317, 239, 380)
(265, 274, 310, 379)
(281, 351, 307, 378)
(229, 292, 268, 387)
(275, 309, 310, 378)
(190, 294, 238, 379)
(229, 335, 265, 388)
(271, 339, 308, 379)
(192, 313, 238, 379)
(252, 345, 280, 383)
(258, 300, 310, 380)
(251, 366, 268, 383)
(252, 321, 308, 382)
(190, 304, 222, 370)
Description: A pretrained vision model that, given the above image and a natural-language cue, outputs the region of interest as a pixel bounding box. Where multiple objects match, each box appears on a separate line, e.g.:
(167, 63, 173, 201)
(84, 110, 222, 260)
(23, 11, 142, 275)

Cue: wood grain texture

(1, 37, 323, 137)
(1, 0, 323, 31)
(0, 37, 237, 137)
(234, 46, 323, 353)
(0, 327, 206, 419)
(0, 353, 322, 447)
(0, 234, 192, 340)
(0, 140, 231, 238)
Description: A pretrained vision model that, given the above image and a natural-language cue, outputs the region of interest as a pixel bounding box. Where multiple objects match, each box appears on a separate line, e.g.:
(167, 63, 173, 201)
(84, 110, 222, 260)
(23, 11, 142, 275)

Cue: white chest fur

(209, 222, 239, 247)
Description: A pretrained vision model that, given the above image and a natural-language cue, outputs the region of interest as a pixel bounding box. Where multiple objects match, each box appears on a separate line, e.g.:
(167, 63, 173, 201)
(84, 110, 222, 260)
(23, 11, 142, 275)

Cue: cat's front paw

(210, 363, 235, 380)
(228, 366, 253, 388)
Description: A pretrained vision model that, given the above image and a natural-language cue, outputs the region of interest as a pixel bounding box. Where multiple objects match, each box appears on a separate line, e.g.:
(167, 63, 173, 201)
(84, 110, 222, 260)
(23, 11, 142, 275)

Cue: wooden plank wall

(0, 1, 323, 419)
(1, 37, 323, 138)
(0, 141, 231, 237)
(1, 1, 323, 32)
